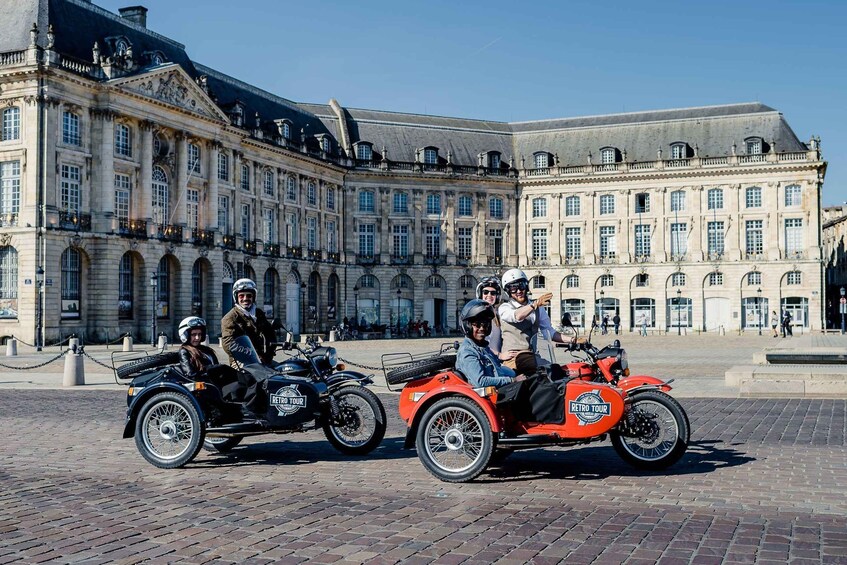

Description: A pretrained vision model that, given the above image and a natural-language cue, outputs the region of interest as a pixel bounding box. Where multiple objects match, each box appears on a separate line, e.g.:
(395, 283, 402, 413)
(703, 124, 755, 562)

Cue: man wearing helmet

(455, 299, 522, 388)
(221, 278, 276, 366)
(498, 268, 572, 375)
(178, 316, 219, 378)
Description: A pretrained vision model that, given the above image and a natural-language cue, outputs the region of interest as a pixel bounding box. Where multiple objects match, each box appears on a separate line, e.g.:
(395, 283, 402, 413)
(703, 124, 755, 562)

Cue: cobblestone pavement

(1, 391, 846, 564)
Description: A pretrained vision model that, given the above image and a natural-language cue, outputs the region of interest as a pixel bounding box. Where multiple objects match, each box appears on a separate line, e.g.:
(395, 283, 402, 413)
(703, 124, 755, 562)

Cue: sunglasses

(508, 283, 529, 292)
(469, 320, 492, 329)
(481, 289, 499, 296)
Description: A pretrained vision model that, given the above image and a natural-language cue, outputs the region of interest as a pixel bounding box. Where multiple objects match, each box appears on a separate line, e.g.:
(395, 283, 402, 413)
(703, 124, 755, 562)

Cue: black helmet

(475, 276, 502, 300)
(460, 299, 495, 336)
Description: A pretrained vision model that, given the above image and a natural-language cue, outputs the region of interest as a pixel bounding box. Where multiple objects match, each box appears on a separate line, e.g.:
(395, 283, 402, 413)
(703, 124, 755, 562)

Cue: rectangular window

(785, 185, 802, 207)
(60, 164, 81, 213)
(356, 144, 372, 161)
(565, 227, 581, 259)
(634, 224, 651, 257)
(217, 153, 229, 181)
(707, 221, 725, 255)
(671, 144, 686, 160)
(393, 192, 407, 214)
(458, 196, 473, 217)
(534, 153, 548, 169)
(426, 193, 441, 215)
(709, 272, 723, 286)
(186, 189, 199, 230)
(787, 271, 801, 285)
(490, 153, 501, 169)
(240, 203, 251, 239)
(785, 218, 803, 254)
(359, 190, 375, 213)
(240, 164, 250, 191)
(2, 107, 21, 141)
(747, 272, 762, 286)
(489, 197, 503, 219)
(747, 139, 762, 154)
(457, 227, 472, 259)
(599, 194, 615, 215)
(670, 190, 685, 212)
(286, 176, 297, 201)
(745, 220, 763, 255)
(599, 225, 616, 258)
(565, 195, 580, 216)
(114, 174, 131, 220)
(532, 228, 547, 260)
(489, 228, 503, 262)
(62, 111, 80, 145)
(393, 225, 409, 257)
(358, 223, 375, 256)
(670, 223, 688, 257)
(0, 161, 21, 218)
(532, 198, 547, 218)
(707, 188, 724, 210)
(601, 148, 615, 164)
(307, 182, 317, 206)
(635, 193, 650, 214)
(187, 143, 200, 174)
(264, 171, 275, 197)
(327, 220, 337, 253)
(218, 195, 229, 232)
(425, 225, 441, 257)
(263, 208, 276, 243)
(745, 187, 762, 208)
(326, 188, 335, 210)
(307, 217, 317, 249)
(286, 213, 299, 246)
(424, 148, 438, 164)
(114, 124, 131, 157)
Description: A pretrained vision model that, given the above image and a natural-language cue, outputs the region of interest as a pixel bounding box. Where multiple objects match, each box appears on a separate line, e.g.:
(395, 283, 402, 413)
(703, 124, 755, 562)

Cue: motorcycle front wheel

(135, 391, 204, 469)
(322, 386, 386, 455)
(610, 390, 690, 470)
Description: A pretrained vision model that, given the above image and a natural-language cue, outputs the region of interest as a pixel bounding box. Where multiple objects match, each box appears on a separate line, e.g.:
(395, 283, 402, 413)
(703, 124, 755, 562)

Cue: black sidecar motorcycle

(118, 335, 386, 468)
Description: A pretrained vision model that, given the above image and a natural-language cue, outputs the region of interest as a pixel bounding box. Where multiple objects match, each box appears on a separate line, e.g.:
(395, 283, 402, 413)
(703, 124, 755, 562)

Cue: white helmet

(232, 278, 257, 304)
(178, 316, 207, 344)
(502, 268, 529, 294)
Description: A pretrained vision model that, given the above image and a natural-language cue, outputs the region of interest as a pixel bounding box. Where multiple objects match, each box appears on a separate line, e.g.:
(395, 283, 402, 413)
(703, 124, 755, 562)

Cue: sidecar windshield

(230, 335, 261, 365)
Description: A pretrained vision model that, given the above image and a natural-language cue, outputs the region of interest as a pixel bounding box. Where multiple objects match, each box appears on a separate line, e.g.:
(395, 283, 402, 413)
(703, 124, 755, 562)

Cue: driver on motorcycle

(221, 278, 276, 367)
(178, 316, 219, 378)
(455, 299, 524, 388)
(498, 268, 573, 375)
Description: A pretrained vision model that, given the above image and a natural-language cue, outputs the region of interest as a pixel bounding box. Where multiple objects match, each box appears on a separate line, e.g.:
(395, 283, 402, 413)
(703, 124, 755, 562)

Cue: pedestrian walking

(640, 316, 648, 337)
(771, 311, 778, 338)
(601, 315, 609, 335)
(613, 314, 621, 335)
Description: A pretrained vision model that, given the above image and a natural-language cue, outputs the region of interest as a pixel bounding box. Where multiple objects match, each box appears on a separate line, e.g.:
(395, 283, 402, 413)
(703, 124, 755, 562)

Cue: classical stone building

(0, 0, 828, 344)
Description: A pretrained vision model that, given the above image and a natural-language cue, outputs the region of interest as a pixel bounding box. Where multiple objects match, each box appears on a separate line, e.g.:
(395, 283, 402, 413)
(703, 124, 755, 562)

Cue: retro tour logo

(568, 389, 612, 425)
(270, 385, 307, 415)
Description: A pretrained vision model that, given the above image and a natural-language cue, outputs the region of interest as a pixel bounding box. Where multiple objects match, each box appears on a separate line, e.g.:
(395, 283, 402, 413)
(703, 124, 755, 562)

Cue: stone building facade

(0, 0, 828, 343)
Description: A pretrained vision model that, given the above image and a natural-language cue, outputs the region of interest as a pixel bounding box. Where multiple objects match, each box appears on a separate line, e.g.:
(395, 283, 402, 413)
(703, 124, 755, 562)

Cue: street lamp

(599, 289, 605, 321)
(841, 287, 845, 335)
(353, 284, 359, 326)
(150, 271, 158, 346)
(396, 288, 402, 336)
(676, 288, 681, 336)
(35, 266, 44, 351)
(757, 287, 762, 336)
(300, 281, 307, 337)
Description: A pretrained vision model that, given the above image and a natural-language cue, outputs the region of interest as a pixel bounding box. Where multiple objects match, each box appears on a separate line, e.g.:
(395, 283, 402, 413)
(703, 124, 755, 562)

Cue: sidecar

(385, 347, 688, 483)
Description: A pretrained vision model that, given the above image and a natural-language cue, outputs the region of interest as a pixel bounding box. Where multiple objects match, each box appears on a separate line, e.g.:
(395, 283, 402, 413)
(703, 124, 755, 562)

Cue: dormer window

(115, 38, 129, 57)
(671, 142, 688, 160)
(320, 137, 331, 153)
(488, 151, 501, 170)
(356, 143, 372, 161)
(533, 152, 549, 169)
(746, 137, 763, 154)
(600, 147, 617, 164)
(150, 51, 165, 66)
(229, 102, 245, 128)
(423, 148, 438, 165)
(276, 120, 292, 140)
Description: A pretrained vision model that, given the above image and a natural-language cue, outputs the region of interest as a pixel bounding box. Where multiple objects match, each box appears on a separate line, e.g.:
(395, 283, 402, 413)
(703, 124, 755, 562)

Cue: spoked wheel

(416, 397, 493, 483)
(203, 437, 243, 453)
(322, 387, 386, 455)
(135, 392, 204, 468)
(610, 390, 690, 470)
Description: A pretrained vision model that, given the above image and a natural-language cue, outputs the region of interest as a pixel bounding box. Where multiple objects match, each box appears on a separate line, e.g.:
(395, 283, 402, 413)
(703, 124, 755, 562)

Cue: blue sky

(98, 0, 847, 205)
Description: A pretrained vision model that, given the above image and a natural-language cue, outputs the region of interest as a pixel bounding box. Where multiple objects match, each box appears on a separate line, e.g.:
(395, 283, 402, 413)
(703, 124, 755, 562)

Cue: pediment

(108, 64, 229, 123)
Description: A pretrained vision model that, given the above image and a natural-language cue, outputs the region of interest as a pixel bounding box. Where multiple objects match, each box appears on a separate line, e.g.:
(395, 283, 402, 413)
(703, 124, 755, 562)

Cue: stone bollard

(157, 334, 168, 350)
(122, 335, 133, 352)
(5, 338, 17, 356)
(329, 330, 337, 342)
(69, 337, 80, 350)
(63, 347, 85, 386)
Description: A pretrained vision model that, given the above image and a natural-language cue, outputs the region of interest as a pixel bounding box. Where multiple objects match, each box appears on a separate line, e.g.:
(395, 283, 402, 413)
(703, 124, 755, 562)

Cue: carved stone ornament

(166, 243, 176, 255)
(0, 233, 11, 246)
(129, 239, 139, 251)
(198, 247, 209, 258)
(69, 235, 83, 249)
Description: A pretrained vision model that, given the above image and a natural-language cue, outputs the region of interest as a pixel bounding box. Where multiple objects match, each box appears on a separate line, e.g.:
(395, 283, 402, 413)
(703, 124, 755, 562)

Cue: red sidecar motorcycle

(384, 323, 689, 482)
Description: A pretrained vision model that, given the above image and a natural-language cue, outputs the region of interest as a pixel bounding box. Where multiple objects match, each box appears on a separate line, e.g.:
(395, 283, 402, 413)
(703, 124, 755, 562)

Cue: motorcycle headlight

(619, 350, 628, 371)
(326, 347, 337, 369)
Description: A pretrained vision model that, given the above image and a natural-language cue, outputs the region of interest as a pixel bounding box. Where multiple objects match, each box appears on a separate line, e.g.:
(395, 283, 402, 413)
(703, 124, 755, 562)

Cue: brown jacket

(221, 306, 276, 366)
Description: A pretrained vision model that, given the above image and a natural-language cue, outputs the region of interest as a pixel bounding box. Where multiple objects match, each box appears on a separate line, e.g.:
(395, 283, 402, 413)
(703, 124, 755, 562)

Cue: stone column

(620, 190, 631, 262)
(726, 184, 740, 261)
(656, 188, 667, 261)
(139, 121, 154, 236)
(413, 189, 423, 260)
(550, 194, 562, 264)
(207, 141, 220, 231)
(231, 151, 242, 238)
(444, 190, 455, 263)
(585, 193, 596, 263)
(342, 187, 354, 260)
(690, 187, 703, 260)
(521, 195, 530, 264)
(174, 132, 188, 228)
(379, 188, 390, 257)
(91, 110, 115, 232)
(475, 192, 486, 264)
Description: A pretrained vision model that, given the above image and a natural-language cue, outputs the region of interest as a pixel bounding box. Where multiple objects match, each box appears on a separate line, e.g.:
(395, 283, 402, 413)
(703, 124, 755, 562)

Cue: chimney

(119, 6, 148, 28)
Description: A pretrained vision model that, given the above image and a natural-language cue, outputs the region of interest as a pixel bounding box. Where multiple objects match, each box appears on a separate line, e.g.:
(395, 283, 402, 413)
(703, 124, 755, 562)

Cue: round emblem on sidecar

(270, 385, 307, 416)
(568, 390, 612, 425)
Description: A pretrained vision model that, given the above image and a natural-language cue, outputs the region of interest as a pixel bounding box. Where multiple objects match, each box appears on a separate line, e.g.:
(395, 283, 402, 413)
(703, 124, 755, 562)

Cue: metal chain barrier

(337, 356, 383, 372)
(11, 335, 73, 348)
(79, 347, 116, 371)
(0, 350, 67, 370)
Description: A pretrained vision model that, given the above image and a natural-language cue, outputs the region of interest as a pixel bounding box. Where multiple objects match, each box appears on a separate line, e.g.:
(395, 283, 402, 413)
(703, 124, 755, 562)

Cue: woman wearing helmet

(221, 278, 276, 366)
(475, 276, 507, 358)
(178, 316, 219, 378)
(455, 299, 522, 388)
(498, 268, 573, 375)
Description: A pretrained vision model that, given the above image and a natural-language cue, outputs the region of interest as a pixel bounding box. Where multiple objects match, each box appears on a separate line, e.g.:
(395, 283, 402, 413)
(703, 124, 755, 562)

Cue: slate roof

(4, 0, 809, 168)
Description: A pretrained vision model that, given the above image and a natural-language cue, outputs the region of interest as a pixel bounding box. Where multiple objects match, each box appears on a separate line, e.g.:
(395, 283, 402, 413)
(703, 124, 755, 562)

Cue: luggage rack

(110, 350, 181, 384)
(381, 341, 460, 391)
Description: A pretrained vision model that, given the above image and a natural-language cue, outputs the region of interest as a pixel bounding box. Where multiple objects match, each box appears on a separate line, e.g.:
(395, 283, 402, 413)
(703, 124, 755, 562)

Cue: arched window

(327, 274, 339, 321)
(671, 272, 686, 287)
(600, 147, 616, 164)
(61, 248, 81, 319)
(459, 275, 476, 289)
(359, 274, 376, 288)
(118, 253, 133, 320)
(566, 275, 579, 288)
(156, 256, 169, 319)
(263, 269, 278, 317)
(426, 275, 443, 289)
(152, 166, 169, 225)
(2, 107, 21, 141)
(600, 274, 614, 287)
(192, 260, 203, 316)
(532, 275, 546, 289)
(307, 272, 320, 329)
(0, 246, 18, 318)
